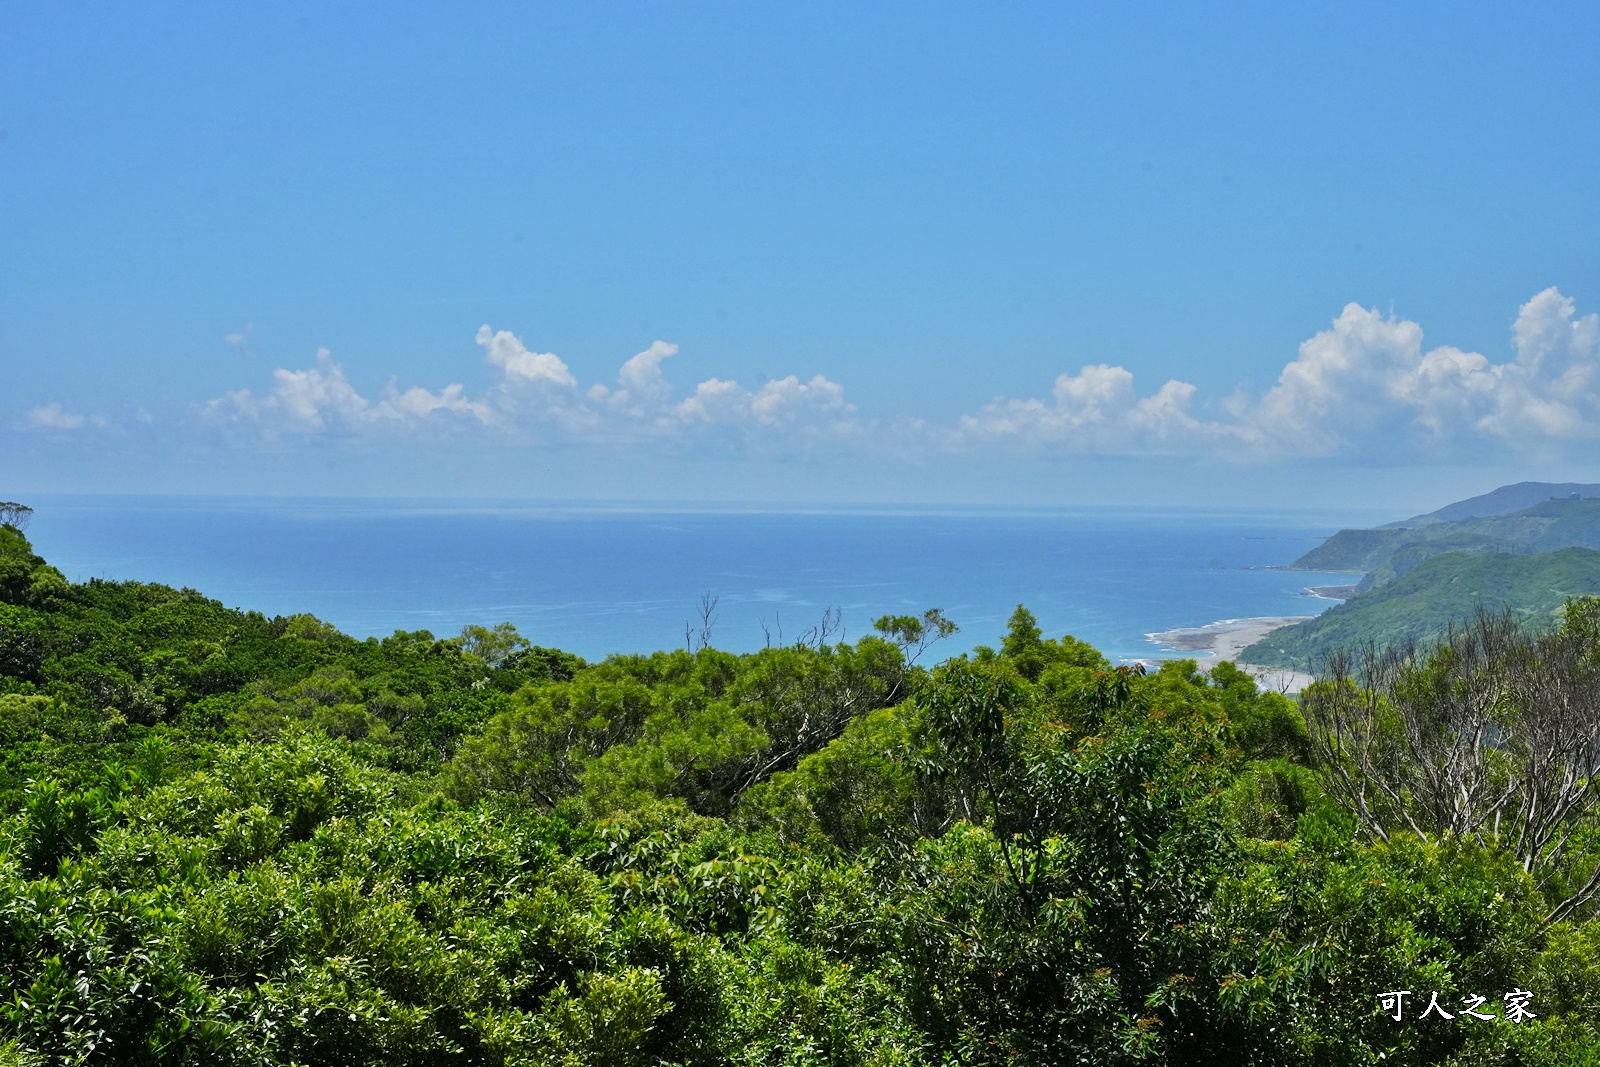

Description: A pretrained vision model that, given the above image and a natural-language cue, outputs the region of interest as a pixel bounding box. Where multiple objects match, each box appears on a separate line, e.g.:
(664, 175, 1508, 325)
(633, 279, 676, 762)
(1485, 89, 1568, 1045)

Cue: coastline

(1145, 614, 1319, 693)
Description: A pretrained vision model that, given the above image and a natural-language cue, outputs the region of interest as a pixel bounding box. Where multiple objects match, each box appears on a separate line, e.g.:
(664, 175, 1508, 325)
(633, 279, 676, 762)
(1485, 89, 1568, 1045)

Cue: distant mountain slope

(1386, 481, 1600, 528)
(1240, 547, 1600, 670)
(1292, 497, 1600, 588)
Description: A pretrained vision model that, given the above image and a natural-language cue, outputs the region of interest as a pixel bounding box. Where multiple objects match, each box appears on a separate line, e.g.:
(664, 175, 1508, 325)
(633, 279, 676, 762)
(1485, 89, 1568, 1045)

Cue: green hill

(1293, 496, 1600, 588)
(1384, 480, 1600, 528)
(1240, 547, 1600, 670)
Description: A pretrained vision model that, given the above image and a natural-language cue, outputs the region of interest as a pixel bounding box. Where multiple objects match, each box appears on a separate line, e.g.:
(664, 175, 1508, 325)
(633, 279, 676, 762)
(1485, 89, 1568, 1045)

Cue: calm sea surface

(20, 496, 1378, 665)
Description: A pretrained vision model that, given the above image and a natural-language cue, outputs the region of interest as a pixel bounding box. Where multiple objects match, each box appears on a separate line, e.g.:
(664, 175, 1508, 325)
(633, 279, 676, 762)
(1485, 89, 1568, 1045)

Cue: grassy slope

(1240, 547, 1600, 670)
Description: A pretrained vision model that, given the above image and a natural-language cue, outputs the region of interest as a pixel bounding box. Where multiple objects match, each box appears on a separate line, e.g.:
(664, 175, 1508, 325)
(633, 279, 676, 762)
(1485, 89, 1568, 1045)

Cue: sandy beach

(1145, 615, 1320, 693)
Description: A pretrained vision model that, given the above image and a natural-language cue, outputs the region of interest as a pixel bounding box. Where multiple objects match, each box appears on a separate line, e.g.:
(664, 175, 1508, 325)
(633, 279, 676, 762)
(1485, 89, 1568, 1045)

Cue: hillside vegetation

(1293, 496, 1600, 588)
(1238, 488, 1600, 671)
(6, 513, 1600, 1064)
(1241, 547, 1600, 670)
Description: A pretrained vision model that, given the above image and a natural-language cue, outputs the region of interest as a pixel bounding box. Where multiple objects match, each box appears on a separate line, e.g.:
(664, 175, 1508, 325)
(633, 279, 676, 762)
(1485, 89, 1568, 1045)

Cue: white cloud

(617, 340, 678, 407)
(22, 403, 88, 430)
(678, 373, 854, 428)
(1247, 287, 1600, 454)
(205, 289, 1596, 462)
(265, 349, 369, 428)
(958, 364, 1230, 453)
(478, 332, 856, 442)
(207, 331, 856, 449)
(387, 382, 491, 421)
(958, 287, 1600, 459)
(211, 348, 493, 432)
(587, 340, 679, 413)
(752, 374, 851, 425)
(477, 325, 577, 388)
(223, 323, 255, 354)
(1245, 300, 1434, 454)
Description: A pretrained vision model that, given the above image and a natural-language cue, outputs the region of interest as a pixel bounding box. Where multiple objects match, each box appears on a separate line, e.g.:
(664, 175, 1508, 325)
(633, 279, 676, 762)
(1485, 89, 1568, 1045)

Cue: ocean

(19, 496, 1375, 665)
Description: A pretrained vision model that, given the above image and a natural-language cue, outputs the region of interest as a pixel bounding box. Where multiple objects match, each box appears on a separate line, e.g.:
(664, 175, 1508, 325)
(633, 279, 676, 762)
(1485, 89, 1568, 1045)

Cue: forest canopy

(3, 517, 1600, 1065)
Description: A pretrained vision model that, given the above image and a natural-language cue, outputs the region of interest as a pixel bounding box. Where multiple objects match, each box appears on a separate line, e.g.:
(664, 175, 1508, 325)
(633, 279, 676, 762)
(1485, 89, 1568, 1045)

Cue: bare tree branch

(697, 592, 720, 651)
(0, 502, 31, 531)
(1303, 602, 1600, 925)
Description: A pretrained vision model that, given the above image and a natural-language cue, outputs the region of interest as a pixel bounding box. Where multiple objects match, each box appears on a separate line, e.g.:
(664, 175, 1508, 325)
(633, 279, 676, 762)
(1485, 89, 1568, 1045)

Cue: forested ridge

(1291, 497, 1600, 588)
(1239, 491, 1600, 670)
(5, 509, 1600, 1065)
(1242, 549, 1600, 671)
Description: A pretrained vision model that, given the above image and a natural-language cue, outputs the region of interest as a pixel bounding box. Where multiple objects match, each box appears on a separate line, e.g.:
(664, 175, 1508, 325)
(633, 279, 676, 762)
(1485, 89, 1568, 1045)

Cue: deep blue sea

(20, 496, 1379, 665)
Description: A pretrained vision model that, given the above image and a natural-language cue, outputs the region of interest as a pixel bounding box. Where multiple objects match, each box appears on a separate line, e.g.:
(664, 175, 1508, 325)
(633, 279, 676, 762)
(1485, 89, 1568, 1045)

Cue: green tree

(871, 607, 957, 669)
(457, 621, 530, 667)
(0, 527, 65, 606)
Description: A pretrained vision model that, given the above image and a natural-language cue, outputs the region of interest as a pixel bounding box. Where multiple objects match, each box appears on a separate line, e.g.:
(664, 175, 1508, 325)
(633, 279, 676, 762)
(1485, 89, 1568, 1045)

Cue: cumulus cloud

(591, 341, 854, 437)
(680, 373, 853, 428)
(596, 341, 679, 410)
(1245, 286, 1600, 454)
(209, 348, 493, 432)
(477, 330, 855, 442)
(476, 325, 576, 387)
(204, 289, 1595, 461)
(959, 287, 1600, 459)
(209, 330, 856, 448)
(958, 364, 1235, 453)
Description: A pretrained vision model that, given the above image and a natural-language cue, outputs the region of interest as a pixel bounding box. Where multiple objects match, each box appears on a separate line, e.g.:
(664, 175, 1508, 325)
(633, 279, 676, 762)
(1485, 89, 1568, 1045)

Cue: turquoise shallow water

(19, 496, 1376, 664)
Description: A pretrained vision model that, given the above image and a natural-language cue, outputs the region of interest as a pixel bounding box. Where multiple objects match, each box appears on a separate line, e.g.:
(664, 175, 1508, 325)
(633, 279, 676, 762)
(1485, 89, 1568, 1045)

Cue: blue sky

(4, 2, 1598, 510)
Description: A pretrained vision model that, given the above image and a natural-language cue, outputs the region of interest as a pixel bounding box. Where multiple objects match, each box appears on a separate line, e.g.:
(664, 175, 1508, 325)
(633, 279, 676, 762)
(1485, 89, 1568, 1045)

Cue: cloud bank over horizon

(959, 287, 1600, 459)
(204, 328, 861, 451)
(20, 289, 1600, 469)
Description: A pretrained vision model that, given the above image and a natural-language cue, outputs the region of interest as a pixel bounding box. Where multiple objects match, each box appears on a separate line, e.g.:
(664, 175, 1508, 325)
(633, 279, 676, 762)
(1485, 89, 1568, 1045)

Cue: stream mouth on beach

(1145, 609, 1333, 692)
(1146, 615, 1314, 656)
